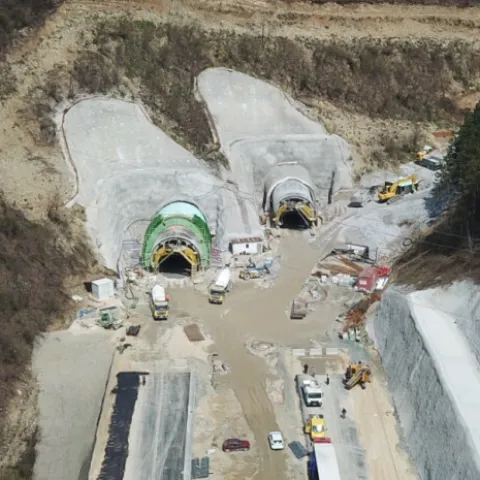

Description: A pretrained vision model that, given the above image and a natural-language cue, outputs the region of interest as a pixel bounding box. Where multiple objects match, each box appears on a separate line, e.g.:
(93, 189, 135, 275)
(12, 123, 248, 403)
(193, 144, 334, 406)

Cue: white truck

(309, 440, 342, 480)
(150, 285, 169, 320)
(297, 375, 323, 407)
(208, 268, 232, 305)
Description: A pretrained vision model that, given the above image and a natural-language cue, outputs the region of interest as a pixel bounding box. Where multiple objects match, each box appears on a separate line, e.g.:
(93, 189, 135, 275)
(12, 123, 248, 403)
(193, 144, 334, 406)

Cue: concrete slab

(123, 370, 191, 480)
(32, 329, 114, 480)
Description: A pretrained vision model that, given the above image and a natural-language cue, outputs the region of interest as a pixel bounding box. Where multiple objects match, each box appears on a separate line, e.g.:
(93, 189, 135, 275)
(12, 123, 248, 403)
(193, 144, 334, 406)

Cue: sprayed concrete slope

(197, 68, 354, 209)
(372, 287, 480, 480)
(62, 97, 262, 270)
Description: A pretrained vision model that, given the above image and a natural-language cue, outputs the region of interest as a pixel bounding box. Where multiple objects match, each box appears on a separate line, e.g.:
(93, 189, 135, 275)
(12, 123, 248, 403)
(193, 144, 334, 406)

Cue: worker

(341, 408, 347, 419)
(303, 363, 309, 374)
(311, 366, 316, 377)
(326, 374, 330, 386)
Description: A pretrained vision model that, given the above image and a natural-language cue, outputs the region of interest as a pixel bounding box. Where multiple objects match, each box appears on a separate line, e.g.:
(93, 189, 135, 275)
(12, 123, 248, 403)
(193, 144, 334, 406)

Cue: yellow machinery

(345, 363, 372, 390)
(304, 414, 327, 442)
(274, 202, 316, 228)
(152, 246, 199, 271)
(377, 175, 419, 203)
(416, 145, 433, 162)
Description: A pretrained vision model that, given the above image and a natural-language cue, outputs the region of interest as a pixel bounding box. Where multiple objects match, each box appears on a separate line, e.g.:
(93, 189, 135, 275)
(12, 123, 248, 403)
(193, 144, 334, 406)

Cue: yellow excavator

(377, 175, 419, 204)
(345, 362, 372, 390)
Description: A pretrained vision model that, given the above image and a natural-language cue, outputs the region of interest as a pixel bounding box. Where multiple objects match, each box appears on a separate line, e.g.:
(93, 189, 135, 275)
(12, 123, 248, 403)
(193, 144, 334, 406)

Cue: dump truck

(150, 285, 169, 320)
(377, 175, 419, 203)
(297, 375, 323, 407)
(209, 268, 232, 305)
(345, 362, 372, 390)
(304, 414, 327, 442)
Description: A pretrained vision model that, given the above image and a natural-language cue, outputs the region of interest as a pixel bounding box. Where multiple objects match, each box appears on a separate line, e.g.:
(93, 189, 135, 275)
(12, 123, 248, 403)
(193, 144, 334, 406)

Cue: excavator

(344, 362, 372, 390)
(377, 175, 419, 204)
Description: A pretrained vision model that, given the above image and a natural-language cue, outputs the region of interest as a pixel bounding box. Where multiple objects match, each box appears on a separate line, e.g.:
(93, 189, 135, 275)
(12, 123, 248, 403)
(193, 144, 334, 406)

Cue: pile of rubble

(340, 292, 382, 340)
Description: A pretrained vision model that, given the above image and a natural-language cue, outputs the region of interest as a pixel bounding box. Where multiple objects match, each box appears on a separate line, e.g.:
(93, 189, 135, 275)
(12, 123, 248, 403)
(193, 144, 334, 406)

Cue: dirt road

(352, 364, 417, 480)
(176, 228, 341, 479)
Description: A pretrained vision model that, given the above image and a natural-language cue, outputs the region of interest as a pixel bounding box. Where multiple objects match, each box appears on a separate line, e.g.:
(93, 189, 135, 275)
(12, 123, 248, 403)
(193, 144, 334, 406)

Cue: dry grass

(60, 18, 478, 162)
(393, 208, 480, 289)
(0, 196, 95, 478)
(308, 0, 475, 4)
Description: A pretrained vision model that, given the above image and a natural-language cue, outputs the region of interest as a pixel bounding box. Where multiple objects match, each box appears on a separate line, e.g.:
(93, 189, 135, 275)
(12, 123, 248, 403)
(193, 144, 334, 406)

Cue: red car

(222, 438, 250, 452)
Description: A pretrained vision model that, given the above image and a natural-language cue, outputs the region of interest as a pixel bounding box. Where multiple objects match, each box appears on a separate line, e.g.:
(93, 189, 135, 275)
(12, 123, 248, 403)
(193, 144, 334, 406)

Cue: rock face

(372, 287, 480, 480)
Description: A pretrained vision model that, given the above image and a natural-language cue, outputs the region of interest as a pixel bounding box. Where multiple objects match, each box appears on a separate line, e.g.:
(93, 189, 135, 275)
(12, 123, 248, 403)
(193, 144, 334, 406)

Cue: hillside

(1, 0, 480, 477)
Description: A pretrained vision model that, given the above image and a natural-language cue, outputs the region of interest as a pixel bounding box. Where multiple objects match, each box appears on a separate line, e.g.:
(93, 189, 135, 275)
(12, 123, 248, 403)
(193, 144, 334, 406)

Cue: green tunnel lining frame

(141, 214, 212, 269)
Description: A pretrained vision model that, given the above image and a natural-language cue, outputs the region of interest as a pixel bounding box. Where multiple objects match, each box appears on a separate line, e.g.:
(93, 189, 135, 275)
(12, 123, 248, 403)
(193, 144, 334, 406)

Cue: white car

(268, 431, 285, 450)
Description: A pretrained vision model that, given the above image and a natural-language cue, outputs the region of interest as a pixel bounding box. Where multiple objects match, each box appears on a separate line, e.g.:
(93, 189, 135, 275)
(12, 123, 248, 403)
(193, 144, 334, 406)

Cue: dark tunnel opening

(158, 253, 192, 276)
(280, 210, 309, 230)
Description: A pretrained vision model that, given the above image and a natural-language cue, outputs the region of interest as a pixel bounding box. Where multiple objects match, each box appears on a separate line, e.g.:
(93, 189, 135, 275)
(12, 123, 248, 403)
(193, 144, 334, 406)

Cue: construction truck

(150, 285, 170, 320)
(344, 362, 372, 390)
(309, 439, 342, 480)
(377, 175, 419, 204)
(297, 375, 323, 407)
(304, 414, 327, 443)
(208, 268, 231, 305)
(239, 259, 272, 280)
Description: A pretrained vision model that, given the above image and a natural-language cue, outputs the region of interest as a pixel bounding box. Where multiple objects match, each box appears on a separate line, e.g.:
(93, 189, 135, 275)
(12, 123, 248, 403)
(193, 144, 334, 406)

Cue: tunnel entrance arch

(141, 201, 212, 276)
(264, 164, 317, 230)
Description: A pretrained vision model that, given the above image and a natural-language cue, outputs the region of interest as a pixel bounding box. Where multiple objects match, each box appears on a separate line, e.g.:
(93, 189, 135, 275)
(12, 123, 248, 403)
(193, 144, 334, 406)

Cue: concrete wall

(372, 288, 480, 480)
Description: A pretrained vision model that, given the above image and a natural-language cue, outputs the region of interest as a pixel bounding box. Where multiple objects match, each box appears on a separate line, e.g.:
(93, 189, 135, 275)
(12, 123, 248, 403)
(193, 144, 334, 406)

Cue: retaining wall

(372, 288, 480, 480)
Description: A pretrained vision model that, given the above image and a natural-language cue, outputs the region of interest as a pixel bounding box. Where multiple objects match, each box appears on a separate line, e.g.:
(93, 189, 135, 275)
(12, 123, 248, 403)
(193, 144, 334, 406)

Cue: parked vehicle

(268, 431, 285, 450)
(304, 414, 327, 443)
(222, 438, 250, 452)
(296, 375, 323, 407)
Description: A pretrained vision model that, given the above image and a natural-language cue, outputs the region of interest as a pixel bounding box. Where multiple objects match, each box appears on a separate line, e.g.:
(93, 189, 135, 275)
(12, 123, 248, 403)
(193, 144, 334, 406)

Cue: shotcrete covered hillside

(372, 286, 480, 480)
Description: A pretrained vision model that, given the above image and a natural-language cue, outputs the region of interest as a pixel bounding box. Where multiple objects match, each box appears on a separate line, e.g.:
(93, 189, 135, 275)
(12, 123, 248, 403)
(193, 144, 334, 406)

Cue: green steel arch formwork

(141, 212, 212, 270)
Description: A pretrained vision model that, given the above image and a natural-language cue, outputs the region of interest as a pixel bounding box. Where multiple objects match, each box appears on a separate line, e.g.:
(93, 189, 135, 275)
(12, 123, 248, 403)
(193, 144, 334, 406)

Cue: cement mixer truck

(209, 268, 232, 305)
(150, 285, 170, 320)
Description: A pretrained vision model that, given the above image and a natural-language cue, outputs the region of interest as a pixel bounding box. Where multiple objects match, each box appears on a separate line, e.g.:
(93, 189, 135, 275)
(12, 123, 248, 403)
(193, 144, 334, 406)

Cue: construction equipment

(97, 308, 123, 330)
(150, 285, 170, 320)
(344, 362, 372, 390)
(309, 439, 342, 480)
(239, 259, 272, 280)
(208, 268, 231, 304)
(274, 201, 317, 228)
(291, 297, 308, 319)
(304, 414, 327, 442)
(377, 175, 419, 203)
(415, 145, 433, 162)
